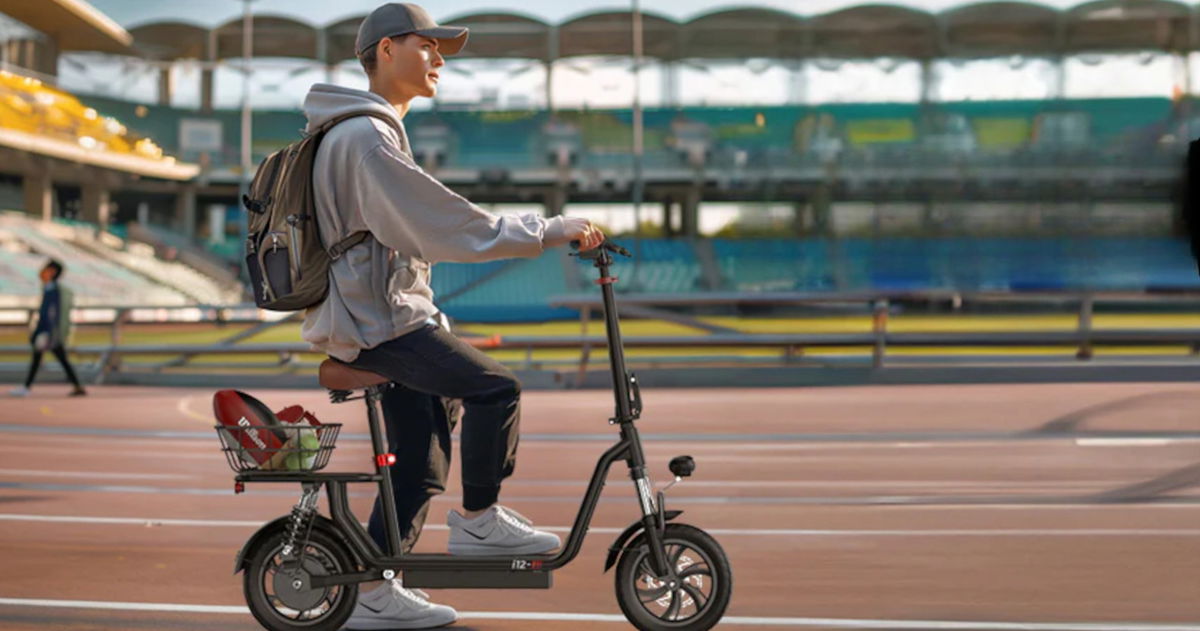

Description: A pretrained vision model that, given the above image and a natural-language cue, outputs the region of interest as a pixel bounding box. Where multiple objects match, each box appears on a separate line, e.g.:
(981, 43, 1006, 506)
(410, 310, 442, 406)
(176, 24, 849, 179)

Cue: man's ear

(378, 37, 392, 65)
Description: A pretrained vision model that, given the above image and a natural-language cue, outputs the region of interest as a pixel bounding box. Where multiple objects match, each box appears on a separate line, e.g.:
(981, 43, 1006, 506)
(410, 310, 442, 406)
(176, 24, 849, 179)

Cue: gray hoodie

(300, 83, 571, 362)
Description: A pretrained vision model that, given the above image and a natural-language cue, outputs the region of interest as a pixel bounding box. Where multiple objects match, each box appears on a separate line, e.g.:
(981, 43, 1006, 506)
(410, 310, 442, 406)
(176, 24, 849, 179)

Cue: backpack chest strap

(328, 231, 369, 260)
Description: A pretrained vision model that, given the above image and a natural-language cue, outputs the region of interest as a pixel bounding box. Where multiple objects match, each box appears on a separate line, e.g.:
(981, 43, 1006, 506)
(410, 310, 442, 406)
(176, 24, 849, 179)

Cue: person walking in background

(10, 260, 86, 397)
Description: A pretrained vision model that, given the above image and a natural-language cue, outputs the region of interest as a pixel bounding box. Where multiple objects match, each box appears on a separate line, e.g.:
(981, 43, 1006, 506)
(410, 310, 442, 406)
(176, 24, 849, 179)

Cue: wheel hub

(272, 557, 329, 611)
(643, 553, 702, 610)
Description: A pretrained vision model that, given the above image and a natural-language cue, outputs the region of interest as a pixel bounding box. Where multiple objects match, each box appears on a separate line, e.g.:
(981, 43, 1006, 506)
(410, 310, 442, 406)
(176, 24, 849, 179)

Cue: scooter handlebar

(569, 239, 632, 258)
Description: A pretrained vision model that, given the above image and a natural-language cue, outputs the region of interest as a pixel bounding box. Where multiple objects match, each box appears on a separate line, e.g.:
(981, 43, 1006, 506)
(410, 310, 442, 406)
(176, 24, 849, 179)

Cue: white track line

(0, 468, 195, 481)
(0, 597, 245, 615)
(0, 468, 1133, 489)
(2, 514, 1197, 537)
(176, 395, 209, 423)
(1074, 438, 1188, 447)
(0, 597, 1196, 630)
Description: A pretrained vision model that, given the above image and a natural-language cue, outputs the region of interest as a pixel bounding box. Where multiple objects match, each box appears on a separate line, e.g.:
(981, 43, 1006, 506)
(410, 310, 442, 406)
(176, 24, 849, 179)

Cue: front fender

(603, 510, 682, 573)
(233, 514, 341, 574)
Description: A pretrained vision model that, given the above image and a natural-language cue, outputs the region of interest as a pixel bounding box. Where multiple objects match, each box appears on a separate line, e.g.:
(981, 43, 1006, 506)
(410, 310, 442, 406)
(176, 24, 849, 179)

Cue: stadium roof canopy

(123, 0, 1200, 63)
(1064, 0, 1193, 52)
(126, 22, 209, 60)
(0, 0, 133, 54)
(942, 2, 1061, 58)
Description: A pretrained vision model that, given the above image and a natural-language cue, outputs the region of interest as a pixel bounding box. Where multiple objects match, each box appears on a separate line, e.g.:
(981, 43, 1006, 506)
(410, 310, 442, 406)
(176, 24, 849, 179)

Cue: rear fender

(233, 514, 343, 574)
(603, 510, 682, 572)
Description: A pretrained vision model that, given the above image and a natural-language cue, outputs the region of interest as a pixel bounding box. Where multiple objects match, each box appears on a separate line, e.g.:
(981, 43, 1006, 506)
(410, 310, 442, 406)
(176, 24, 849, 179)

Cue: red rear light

(376, 453, 396, 467)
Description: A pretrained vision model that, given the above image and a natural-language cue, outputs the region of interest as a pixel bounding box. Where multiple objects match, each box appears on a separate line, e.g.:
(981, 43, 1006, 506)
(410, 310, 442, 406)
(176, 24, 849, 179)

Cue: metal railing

(3, 291, 1200, 386)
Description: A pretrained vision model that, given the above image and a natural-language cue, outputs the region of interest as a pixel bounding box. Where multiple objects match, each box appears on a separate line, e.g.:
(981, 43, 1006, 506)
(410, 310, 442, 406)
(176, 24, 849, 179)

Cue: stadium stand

(712, 239, 837, 292)
(607, 239, 708, 293)
(833, 238, 1200, 292)
(72, 97, 1185, 176)
(0, 212, 242, 308)
(437, 251, 575, 322)
(430, 258, 517, 299)
(428, 237, 1199, 322)
(0, 70, 191, 175)
(2, 1, 1193, 322)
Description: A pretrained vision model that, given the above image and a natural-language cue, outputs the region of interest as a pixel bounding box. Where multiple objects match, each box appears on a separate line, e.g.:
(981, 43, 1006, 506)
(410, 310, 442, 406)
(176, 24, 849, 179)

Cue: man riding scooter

(300, 3, 604, 628)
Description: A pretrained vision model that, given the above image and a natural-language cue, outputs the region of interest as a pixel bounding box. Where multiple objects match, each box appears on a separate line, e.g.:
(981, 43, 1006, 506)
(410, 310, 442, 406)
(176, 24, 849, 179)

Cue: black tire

(615, 523, 733, 631)
(243, 527, 359, 631)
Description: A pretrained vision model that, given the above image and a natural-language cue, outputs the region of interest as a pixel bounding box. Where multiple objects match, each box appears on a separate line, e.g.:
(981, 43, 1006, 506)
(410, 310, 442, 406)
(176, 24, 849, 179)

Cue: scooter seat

(319, 359, 390, 391)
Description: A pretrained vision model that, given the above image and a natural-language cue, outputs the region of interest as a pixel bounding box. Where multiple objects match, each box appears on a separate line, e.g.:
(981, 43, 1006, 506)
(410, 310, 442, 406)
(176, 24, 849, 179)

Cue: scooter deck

(403, 569, 553, 589)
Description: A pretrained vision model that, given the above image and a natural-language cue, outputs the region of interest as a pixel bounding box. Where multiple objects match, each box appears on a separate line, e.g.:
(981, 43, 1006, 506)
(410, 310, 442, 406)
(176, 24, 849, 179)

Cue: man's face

(375, 34, 444, 100)
(38, 267, 54, 284)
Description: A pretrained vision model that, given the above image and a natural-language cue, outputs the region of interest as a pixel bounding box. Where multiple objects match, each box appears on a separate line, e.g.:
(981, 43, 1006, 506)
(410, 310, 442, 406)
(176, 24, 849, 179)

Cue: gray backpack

(243, 111, 393, 311)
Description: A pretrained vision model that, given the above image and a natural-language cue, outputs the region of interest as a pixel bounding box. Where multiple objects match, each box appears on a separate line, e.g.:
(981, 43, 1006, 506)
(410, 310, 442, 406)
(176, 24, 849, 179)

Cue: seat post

(365, 384, 403, 557)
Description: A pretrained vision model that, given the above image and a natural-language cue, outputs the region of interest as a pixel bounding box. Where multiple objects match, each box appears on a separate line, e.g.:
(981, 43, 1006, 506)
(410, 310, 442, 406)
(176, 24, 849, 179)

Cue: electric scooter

(215, 239, 733, 630)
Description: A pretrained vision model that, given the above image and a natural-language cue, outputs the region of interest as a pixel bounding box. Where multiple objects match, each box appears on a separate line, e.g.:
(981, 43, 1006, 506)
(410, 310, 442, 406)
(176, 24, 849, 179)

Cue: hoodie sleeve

(353, 141, 570, 264)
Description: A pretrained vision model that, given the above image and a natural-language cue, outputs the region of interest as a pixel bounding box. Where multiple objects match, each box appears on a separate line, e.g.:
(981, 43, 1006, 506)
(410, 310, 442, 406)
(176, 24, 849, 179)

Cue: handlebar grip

(570, 238, 632, 257)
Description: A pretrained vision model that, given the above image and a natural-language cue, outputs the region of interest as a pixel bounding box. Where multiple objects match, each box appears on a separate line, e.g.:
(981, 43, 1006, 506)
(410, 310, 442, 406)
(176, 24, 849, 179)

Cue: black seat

(319, 359, 390, 391)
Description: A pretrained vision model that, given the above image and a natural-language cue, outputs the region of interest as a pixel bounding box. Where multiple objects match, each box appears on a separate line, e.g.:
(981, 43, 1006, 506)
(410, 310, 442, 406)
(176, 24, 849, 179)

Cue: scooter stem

(594, 252, 635, 423)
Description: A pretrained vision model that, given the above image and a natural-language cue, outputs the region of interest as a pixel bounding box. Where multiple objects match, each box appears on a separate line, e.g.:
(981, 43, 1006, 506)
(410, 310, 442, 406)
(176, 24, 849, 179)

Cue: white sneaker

(8, 386, 29, 397)
(447, 505, 561, 556)
(344, 579, 456, 630)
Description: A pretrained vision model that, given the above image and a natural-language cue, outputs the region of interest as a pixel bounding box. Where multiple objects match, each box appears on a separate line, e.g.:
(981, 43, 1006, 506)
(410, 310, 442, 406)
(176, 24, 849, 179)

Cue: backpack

(242, 111, 395, 311)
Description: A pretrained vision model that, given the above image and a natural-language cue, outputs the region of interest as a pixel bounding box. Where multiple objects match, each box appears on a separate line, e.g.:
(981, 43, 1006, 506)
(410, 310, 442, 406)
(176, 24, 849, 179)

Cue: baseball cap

(356, 3, 469, 57)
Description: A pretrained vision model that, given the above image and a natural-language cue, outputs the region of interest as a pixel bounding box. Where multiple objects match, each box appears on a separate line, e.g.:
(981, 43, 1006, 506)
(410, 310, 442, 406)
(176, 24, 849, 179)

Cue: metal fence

(3, 291, 1200, 387)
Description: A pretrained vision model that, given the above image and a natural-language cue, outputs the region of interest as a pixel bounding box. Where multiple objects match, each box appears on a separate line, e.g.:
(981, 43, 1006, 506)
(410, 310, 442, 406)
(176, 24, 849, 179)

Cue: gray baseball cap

(355, 3, 469, 57)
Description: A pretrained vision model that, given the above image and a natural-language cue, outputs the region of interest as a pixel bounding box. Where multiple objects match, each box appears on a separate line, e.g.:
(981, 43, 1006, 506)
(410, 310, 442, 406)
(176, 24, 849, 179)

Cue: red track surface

(1, 383, 1198, 630)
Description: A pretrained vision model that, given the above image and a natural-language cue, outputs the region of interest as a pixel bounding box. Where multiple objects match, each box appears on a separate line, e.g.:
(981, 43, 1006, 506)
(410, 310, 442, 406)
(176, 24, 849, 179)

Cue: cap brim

(412, 26, 469, 55)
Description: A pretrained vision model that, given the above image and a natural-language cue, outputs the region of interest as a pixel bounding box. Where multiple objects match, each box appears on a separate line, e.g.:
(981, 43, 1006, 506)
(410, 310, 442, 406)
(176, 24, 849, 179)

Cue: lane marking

(1, 480, 1198, 506)
(0, 469, 1137, 489)
(2, 514, 1198, 537)
(0, 597, 244, 615)
(0, 468, 195, 481)
(0, 597, 1197, 630)
(176, 395, 210, 424)
(1075, 438, 1182, 447)
(0, 443, 221, 460)
(5, 422, 1200, 445)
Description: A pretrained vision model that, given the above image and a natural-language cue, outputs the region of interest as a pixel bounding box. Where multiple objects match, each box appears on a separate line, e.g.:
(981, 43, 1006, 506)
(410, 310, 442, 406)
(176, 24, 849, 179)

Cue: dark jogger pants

(347, 324, 521, 554)
(24, 344, 82, 389)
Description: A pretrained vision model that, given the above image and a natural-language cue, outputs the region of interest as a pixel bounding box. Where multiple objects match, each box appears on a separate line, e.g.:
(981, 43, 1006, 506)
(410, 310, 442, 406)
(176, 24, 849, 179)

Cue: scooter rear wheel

(615, 523, 732, 631)
(243, 528, 358, 631)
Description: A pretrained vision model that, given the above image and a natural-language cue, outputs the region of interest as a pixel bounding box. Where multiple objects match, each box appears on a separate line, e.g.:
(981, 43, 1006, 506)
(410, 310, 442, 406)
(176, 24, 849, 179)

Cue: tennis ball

(283, 431, 320, 471)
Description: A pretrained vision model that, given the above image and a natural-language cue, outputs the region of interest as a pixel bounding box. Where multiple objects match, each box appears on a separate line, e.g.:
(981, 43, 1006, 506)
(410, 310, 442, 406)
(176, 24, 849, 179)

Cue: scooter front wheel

(615, 523, 733, 631)
(243, 528, 359, 631)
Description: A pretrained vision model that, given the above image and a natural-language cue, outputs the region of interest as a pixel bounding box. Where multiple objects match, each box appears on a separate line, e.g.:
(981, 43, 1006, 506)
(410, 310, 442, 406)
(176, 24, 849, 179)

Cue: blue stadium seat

(605, 239, 704, 293)
(437, 251, 573, 322)
(712, 239, 835, 291)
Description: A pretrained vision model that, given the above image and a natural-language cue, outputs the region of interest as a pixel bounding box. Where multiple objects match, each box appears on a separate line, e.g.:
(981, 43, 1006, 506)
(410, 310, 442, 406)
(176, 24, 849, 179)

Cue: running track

(1, 383, 1198, 630)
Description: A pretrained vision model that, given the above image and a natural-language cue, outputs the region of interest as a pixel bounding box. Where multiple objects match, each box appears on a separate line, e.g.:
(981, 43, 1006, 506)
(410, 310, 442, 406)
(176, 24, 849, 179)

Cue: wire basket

(215, 423, 341, 473)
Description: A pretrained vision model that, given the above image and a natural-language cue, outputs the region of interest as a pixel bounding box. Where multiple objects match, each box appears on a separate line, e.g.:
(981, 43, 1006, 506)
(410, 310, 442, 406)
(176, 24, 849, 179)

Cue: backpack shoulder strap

(318, 110, 399, 135)
(313, 111, 398, 260)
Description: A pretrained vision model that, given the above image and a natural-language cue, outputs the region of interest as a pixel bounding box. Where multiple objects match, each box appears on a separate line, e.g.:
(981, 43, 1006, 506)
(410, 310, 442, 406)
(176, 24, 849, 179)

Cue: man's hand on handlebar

(562, 217, 605, 251)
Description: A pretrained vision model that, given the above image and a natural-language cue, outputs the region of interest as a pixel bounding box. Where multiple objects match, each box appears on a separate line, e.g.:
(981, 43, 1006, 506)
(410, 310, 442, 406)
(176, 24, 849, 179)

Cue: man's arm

(354, 142, 580, 263)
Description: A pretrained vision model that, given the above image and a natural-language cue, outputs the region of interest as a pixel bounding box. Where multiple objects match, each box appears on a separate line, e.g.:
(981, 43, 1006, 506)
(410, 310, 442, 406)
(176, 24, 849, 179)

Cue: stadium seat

(0, 70, 175, 163)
